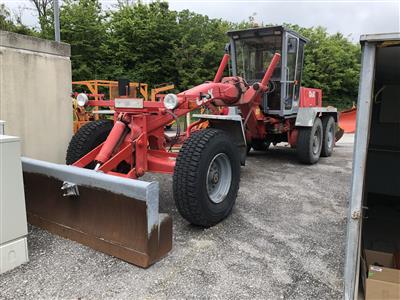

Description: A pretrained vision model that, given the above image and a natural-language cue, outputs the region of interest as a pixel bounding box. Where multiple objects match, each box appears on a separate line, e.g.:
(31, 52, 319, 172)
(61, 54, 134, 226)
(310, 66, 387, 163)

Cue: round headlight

(163, 94, 179, 110)
(77, 93, 89, 107)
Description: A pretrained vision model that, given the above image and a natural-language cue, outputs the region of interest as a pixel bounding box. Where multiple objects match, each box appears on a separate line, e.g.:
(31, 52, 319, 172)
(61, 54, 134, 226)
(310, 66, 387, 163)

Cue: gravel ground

(0, 135, 354, 299)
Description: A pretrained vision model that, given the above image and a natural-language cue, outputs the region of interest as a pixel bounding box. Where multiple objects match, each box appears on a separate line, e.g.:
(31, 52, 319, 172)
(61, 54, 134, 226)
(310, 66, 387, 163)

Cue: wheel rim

(206, 153, 232, 204)
(312, 127, 322, 155)
(327, 124, 334, 149)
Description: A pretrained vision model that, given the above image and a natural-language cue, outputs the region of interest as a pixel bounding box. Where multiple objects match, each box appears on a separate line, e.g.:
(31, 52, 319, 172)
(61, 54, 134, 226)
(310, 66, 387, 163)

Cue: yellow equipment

(150, 83, 175, 101)
(71, 80, 149, 133)
(72, 81, 175, 133)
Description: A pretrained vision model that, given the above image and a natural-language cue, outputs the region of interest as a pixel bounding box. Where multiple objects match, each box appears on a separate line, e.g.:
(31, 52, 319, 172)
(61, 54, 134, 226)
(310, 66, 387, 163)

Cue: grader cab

(225, 26, 338, 160)
(228, 26, 307, 115)
(22, 26, 338, 268)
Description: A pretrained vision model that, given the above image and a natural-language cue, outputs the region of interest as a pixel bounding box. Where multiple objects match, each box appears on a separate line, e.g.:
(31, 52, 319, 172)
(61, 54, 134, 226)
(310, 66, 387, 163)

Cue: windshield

(234, 35, 282, 83)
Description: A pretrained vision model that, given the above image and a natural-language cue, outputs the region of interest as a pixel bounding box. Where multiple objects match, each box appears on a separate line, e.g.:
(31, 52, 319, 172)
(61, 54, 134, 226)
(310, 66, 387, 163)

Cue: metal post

(54, 0, 60, 42)
(343, 41, 376, 300)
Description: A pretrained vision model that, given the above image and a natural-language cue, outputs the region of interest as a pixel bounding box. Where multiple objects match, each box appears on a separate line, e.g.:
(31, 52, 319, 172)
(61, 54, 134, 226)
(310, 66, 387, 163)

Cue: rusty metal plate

(22, 168, 172, 268)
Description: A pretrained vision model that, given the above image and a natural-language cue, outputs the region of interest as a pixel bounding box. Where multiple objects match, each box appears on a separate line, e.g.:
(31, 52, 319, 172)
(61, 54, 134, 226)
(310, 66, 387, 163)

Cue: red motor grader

(66, 26, 338, 227)
(22, 25, 339, 267)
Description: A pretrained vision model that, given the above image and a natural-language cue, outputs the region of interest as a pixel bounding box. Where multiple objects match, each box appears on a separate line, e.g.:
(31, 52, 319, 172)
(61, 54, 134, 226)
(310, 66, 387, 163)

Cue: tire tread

(297, 118, 323, 164)
(320, 116, 335, 157)
(66, 119, 113, 165)
(173, 128, 240, 227)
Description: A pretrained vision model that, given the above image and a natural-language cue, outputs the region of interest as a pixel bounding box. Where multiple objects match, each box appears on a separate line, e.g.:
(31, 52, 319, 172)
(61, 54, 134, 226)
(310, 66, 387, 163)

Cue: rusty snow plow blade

(21, 157, 172, 268)
(338, 107, 357, 133)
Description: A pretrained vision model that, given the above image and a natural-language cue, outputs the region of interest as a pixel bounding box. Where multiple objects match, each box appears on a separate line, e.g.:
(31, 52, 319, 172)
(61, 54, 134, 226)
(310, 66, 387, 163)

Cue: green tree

(0, 4, 36, 35)
(105, 1, 179, 84)
(29, 0, 53, 36)
(105, 2, 233, 90)
(60, 0, 108, 80)
(173, 10, 231, 89)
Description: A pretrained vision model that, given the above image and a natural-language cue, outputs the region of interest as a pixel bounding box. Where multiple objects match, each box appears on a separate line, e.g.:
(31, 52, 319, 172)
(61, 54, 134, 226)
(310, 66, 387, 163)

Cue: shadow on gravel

(247, 146, 300, 164)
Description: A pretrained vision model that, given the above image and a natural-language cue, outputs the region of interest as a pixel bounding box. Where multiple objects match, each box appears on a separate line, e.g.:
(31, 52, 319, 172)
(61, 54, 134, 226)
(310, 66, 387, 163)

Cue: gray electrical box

(0, 135, 29, 273)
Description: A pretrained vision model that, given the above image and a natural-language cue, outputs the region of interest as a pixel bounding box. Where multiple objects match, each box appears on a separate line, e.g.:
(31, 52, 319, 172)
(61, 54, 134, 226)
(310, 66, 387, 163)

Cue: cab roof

(227, 25, 309, 43)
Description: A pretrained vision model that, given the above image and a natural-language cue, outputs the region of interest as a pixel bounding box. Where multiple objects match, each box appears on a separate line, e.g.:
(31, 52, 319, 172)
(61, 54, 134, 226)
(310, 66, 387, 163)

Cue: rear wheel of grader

(320, 116, 335, 157)
(66, 119, 113, 168)
(173, 128, 241, 227)
(296, 117, 323, 164)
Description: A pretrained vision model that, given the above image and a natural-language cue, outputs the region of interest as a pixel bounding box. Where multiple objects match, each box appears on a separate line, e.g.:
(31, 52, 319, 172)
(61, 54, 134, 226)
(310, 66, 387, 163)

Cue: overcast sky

(2, 0, 400, 41)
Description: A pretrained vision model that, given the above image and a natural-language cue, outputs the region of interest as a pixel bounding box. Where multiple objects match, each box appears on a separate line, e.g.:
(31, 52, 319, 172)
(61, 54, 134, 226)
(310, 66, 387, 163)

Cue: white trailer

(344, 33, 400, 299)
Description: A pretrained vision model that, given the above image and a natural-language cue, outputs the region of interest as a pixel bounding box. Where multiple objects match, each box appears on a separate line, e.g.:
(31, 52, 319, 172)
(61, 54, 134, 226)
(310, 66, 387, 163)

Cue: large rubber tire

(251, 139, 271, 151)
(173, 128, 241, 227)
(297, 118, 323, 164)
(321, 116, 335, 157)
(66, 119, 113, 167)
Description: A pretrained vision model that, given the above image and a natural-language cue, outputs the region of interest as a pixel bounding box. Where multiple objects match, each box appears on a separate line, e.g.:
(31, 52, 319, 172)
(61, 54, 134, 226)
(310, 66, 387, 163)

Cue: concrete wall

(0, 31, 72, 163)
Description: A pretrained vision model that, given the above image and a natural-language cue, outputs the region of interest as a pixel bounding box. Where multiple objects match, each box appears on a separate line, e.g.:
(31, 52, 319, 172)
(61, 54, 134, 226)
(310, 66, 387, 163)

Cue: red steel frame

(73, 53, 282, 179)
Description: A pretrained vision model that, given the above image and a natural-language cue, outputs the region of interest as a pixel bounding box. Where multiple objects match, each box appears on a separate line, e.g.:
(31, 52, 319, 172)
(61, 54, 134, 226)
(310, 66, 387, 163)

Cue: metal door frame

(344, 40, 376, 300)
(268, 31, 299, 116)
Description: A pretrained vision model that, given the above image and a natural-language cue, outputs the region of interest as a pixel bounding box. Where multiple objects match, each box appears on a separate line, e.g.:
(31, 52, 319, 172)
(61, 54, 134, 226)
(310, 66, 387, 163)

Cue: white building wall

(0, 31, 72, 163)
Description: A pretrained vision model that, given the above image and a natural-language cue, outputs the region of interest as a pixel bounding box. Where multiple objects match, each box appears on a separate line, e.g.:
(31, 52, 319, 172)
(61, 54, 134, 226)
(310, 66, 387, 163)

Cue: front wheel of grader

(66, 119, 113, 167)
(66, 119, 130, 173)
(173, 128, 241, 227)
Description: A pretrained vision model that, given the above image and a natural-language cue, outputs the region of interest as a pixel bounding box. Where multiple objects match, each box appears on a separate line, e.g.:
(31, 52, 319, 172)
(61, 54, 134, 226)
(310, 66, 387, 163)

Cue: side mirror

(224, 43, 231, 54)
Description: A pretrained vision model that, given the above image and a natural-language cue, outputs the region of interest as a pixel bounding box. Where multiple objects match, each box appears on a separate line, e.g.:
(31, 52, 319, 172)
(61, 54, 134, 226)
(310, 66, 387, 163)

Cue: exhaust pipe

(21, 157, 172, 268)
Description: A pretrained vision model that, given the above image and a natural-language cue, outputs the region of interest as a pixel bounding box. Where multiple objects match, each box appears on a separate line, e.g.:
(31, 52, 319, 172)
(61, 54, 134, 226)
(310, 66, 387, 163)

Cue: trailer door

(344, 39, 376, 300)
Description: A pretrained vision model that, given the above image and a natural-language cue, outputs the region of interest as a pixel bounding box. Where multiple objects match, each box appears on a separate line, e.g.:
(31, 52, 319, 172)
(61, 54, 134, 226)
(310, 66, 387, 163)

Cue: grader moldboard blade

(21, 157, 172, 268)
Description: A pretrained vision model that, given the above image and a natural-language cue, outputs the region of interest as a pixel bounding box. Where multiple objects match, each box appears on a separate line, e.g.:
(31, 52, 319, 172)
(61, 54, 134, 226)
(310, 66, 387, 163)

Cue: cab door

(281, 32, 300, 115)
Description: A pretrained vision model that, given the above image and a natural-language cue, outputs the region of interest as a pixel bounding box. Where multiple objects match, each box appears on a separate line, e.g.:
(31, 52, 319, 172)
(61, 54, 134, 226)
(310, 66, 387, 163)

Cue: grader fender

(192, 113, 247, 165)
(21, 157, 172, 268)
(295, 107, 338, 127)
(295, 107, 343, 142)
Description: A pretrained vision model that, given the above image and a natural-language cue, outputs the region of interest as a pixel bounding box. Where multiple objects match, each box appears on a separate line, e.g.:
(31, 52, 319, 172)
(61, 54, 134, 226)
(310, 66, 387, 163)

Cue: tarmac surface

(0, 135, 354, 299)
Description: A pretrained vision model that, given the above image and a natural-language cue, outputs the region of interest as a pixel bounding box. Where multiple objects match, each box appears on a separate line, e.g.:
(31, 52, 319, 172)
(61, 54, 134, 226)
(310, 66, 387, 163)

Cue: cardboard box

(365, 249, 394, 268)
(364, 250, 400, 299)
(366, 265, 400, 299)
